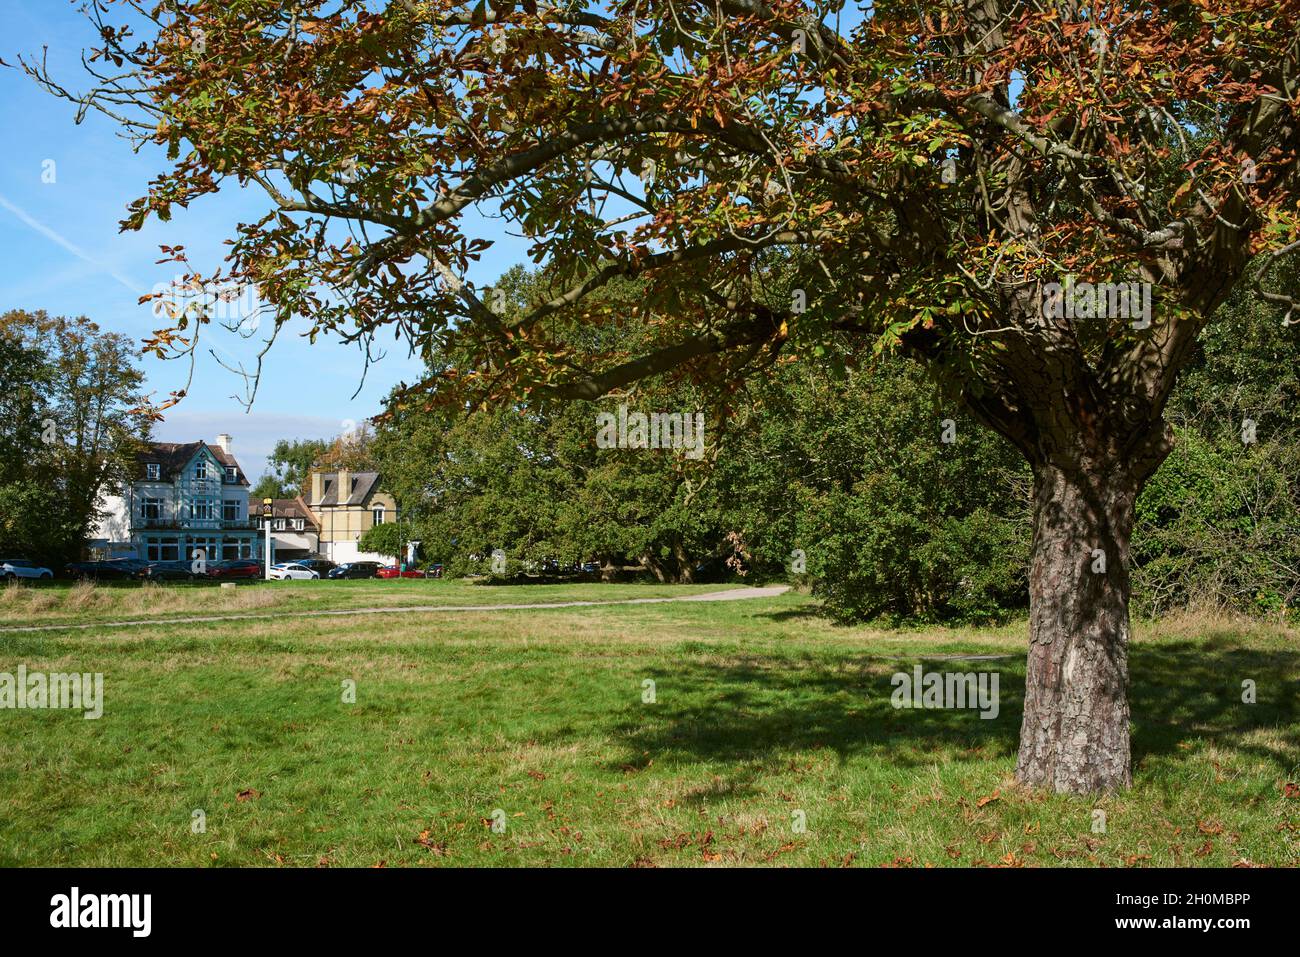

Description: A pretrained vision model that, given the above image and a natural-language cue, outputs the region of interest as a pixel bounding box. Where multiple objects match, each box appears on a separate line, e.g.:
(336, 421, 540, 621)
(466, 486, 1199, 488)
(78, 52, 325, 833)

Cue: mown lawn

(0, 577, 730, 627)
(0, 585, 1296, 867)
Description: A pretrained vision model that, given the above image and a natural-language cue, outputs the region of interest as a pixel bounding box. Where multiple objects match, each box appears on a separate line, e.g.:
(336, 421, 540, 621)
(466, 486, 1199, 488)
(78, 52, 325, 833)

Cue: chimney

(310, 470, 324, 506)
(336, 467, 352, 504)
(215, 433, 232, 454)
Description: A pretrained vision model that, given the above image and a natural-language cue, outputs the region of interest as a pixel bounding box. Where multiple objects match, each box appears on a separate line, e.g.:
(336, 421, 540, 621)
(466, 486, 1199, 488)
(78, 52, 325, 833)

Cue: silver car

(1, 559, 54, 580)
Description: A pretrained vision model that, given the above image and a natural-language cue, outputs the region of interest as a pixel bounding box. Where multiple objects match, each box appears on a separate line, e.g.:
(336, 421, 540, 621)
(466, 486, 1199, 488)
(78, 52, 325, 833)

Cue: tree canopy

(26, 0, 1300, 794)
(0, 310, 149, 566)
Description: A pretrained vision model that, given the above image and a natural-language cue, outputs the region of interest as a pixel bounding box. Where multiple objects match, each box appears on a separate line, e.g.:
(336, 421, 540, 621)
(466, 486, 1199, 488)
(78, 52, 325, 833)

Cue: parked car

(268, 562, 319, 581)
(327, 561, 383, 580)
(66, 558, 149, 580)
(207, 559, 263, 580)
(138, 561, 199, 582)
(376, 565, 433, 579)
(1, 559, 53, 581)
(291, 558, 337, 577)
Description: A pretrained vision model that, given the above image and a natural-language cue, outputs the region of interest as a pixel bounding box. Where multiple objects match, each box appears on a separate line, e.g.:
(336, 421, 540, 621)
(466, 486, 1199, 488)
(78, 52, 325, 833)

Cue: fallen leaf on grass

(976, 790, 1001, 808)
(237, 788, 261, 802)
(416, 830, 448, 855)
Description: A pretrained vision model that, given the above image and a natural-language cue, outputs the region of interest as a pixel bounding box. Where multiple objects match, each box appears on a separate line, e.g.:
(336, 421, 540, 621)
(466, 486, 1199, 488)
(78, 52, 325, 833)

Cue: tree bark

(1016, 458, 1140, 794)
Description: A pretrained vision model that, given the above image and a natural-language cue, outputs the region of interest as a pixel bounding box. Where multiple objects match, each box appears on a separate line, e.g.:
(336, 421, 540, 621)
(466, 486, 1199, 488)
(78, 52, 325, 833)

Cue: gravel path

(0, 584, 793, 634)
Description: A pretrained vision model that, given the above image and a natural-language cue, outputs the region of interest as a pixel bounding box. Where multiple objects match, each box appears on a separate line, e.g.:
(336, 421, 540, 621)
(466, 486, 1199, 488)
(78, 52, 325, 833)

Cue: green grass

(0, 585, 1296, 867)
(0, 577, 731, 627)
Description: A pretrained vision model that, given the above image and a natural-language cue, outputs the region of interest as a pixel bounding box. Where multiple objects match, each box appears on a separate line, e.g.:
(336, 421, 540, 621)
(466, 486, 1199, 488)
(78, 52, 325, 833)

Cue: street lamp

(262, 498, 274, 580)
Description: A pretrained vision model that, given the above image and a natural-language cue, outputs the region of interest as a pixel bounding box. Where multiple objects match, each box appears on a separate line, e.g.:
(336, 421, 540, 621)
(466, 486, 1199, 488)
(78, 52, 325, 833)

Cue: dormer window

(145, 463, 161, 481)
(224, 466, 238, 483)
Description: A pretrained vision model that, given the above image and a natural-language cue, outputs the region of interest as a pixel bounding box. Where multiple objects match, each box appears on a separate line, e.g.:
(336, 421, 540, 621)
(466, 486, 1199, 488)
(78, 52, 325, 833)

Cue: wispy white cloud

(0, 191, 142, 294)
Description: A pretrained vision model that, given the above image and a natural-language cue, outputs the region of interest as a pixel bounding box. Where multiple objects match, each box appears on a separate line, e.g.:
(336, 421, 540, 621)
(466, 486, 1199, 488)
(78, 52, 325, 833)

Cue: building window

(190, 537, 218, 563)
(194, 501, 216, 521)
(294, 518, 304, 531)
(195, 460, 209, 480)
(146, 537, 180, 562)
(141, 498, 162, 520)
(372, 507, 385, 525)
(223, 500, 239, 522)
(224, 466, 238, 483)
(145, 463, 161, 481)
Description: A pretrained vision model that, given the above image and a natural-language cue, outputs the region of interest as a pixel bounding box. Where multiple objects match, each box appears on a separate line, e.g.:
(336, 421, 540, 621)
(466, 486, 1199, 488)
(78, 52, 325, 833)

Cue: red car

(207, 559, 264, 580)
(376, 565, 431, 579)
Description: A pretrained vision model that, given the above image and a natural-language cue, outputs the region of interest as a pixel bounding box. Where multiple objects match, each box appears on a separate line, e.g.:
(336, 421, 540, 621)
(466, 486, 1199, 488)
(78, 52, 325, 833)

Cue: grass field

(0, 580, 1296, 867)
(0, 577, 729, 627)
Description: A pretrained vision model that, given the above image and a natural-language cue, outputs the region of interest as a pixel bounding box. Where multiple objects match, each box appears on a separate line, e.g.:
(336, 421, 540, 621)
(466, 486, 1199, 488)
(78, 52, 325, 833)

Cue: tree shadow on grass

(589, 642, 1299, 791)
(601, 657, 1025, 781)
(1129, 638, 1300, 773)
(753, 607, 829, 624)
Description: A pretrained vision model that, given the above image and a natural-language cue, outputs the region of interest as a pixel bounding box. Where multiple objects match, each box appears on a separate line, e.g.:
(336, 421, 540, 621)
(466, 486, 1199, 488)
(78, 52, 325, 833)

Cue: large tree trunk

(1016, 458, 1140, 794)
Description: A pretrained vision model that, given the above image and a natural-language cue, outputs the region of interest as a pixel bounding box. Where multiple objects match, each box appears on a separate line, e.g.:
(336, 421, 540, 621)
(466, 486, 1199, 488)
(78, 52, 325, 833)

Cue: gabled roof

(317, 470, 381, 506)
(267, 497, 320, 531)
(135, 441, 250, 487)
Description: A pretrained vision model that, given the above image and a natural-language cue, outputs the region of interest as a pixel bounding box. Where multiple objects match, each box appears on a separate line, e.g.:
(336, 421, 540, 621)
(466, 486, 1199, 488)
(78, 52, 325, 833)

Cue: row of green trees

(365, 272, 1300, 623)
(0, 310, 149, 568)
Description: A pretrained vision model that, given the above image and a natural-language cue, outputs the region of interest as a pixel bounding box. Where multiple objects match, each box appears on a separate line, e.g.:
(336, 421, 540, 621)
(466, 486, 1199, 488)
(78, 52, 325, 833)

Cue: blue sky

(0, 0, 529, 479)
(1, 2, 869, 479)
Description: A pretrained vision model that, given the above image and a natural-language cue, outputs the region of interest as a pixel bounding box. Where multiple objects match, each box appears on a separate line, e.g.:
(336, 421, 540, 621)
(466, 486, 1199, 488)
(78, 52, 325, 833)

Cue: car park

(207, 559, 263, 580)
(137, 561, 198, 582)
(268, 562, 319, 581)
(290, 558, 337, 577)
(376, 565, 434, 579)
(1, 558, 54, 581)
(65, 558, 149, 580)
(327, 561, 382, 580)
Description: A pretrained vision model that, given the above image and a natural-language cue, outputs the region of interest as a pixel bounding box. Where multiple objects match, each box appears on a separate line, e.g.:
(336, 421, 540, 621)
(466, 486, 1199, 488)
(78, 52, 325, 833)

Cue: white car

(1, 559, 53, 580)
(268, 563, 319, 581)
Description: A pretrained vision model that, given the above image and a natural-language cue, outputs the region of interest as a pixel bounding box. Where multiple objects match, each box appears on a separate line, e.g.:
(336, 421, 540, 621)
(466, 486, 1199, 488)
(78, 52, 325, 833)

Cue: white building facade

(91, 434, 262, 562)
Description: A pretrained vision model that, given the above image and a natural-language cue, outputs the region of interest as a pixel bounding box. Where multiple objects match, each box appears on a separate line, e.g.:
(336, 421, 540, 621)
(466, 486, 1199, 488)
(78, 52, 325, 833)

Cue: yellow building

(306, 468, 398, 564)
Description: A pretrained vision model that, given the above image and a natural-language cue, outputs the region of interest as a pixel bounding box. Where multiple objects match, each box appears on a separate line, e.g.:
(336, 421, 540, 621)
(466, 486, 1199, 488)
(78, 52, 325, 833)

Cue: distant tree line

(364, 270, 1300, 623)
